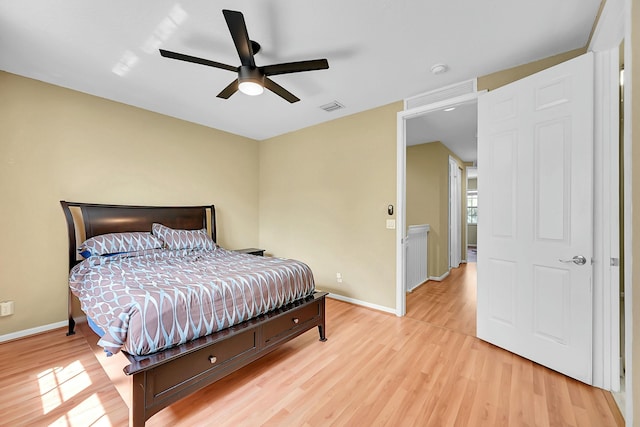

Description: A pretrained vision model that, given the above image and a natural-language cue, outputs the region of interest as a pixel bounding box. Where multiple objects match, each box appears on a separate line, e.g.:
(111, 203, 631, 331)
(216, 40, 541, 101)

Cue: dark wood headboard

(60, 201, 216, 271)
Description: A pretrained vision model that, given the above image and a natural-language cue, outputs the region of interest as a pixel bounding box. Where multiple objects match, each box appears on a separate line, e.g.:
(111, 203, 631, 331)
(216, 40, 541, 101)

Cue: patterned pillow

(152, 223, 216, 251)
(79, 232, 163, 258)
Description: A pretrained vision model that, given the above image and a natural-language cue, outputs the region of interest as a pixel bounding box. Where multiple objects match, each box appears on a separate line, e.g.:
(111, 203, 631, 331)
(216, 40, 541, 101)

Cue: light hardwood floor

(406, 262, 477, 337)
(0, 266, 624, 426)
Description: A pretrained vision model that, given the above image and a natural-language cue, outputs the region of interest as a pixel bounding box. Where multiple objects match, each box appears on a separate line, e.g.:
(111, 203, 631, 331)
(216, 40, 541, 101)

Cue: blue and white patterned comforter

(69, 248, 315, 356)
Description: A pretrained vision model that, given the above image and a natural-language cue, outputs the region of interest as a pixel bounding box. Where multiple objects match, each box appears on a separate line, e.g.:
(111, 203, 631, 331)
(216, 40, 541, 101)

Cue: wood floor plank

(0, 263, 623, 426)
(0, 328, 128, 426)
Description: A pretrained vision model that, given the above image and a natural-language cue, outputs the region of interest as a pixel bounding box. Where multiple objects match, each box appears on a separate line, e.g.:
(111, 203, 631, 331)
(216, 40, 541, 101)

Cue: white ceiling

(406, 100, 478, 162)
(0, 0, 601, 158)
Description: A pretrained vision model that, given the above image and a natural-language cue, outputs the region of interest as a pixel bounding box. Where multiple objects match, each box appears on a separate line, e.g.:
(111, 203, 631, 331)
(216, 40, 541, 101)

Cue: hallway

(406, 262, 477, 337)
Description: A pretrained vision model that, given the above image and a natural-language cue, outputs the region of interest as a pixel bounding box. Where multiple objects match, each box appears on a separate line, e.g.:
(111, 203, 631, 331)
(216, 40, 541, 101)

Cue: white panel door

(477, 53, 594, 384)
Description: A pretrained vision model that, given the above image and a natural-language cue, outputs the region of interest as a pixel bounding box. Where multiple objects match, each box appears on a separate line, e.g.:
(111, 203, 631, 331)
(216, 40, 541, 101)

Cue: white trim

(407, 281, 427, 293)
(407, 270, 451, 291)
(589, 0, 632, 421)
(448, 156, 462, 269)
(429, 271, 451, 282)
(622, 0, 633, 423)
(0, 320, 69, 343)
(401, 93, 483, 120)
(396, 110, 407, 316)
(404, 79, 477, 110)
(589, 0, 624, 52)
(326, 293, 396, 315)
(396, 90, 482, 317)
(591, 48, 622, 391)
(406, 283, 423, 293)
(604, 47, 622, 392)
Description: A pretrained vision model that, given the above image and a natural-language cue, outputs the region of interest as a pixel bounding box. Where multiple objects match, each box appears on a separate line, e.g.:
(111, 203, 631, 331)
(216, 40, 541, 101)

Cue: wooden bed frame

(60, 201, 327, 426)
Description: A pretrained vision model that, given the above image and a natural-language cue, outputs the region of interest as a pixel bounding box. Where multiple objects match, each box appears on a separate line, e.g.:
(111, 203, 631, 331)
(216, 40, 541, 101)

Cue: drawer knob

(208, 355, 217, 364)
(292, 318, 299, 324)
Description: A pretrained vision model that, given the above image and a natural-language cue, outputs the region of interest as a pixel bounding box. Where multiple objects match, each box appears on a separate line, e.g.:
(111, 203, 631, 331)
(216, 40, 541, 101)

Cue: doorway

(399, 94, 479, 319)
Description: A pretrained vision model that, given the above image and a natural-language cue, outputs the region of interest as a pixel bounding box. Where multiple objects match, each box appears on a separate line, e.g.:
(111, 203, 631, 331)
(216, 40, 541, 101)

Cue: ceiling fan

(159, 9, 329, 103)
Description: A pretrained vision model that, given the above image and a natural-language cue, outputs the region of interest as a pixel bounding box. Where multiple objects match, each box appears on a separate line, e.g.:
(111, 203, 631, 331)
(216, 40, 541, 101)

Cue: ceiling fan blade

(222, 9, 256, 67)
(159, 49, 237, 72)
(264, 77, 299, 103)
(217, 79, 239, 99)
(262, 59, 329, 76)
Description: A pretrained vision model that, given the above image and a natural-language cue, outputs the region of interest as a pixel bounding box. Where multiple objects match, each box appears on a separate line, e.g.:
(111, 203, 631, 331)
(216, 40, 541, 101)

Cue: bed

(60, 201, 327, 426)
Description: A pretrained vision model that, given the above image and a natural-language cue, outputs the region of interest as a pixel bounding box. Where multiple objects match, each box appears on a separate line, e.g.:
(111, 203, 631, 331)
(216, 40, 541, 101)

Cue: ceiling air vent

(319, 101, 345, 112)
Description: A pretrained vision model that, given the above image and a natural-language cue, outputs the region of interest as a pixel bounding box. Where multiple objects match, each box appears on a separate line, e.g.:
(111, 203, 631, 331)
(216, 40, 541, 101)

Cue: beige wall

(477, 47, 586, 91)
(0, 72, 260, 336)
(406, 141, 464, 278)
(467, 225, 477, 246)
(259, 102, 401, 310)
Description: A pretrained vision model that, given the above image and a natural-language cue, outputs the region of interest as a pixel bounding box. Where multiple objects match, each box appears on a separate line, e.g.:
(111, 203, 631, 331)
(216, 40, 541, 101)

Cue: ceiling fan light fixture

(239, 81, 264, 96)
(238, 66, 264, 96)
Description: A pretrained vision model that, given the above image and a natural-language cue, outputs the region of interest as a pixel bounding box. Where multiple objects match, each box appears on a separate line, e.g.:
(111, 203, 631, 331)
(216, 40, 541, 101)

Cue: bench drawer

(263, 300, 321, 346)
(149, 329, 257, 401)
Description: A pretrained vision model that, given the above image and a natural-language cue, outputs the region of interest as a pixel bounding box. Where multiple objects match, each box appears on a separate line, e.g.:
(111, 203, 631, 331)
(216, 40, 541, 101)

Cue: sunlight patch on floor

(49, 393, 111, 427)
(36, 359, 112, 425)
(38, 361, 92, 414)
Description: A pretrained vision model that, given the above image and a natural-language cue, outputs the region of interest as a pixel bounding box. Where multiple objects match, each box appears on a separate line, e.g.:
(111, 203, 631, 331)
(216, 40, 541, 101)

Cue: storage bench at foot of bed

(124, 291, 328, 427)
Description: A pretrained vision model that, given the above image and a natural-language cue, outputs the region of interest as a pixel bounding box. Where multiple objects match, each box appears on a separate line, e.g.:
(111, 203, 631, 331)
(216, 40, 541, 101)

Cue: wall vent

(319, 101, 345, 112)
(404, 79, 477, 110)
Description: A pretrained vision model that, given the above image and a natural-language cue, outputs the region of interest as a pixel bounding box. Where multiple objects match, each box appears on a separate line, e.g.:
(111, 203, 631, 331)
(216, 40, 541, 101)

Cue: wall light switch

(386, 219, 396, 229)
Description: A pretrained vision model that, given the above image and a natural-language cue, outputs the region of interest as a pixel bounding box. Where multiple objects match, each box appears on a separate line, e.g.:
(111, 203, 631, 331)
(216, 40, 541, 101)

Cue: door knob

(558, 255, 587, 265)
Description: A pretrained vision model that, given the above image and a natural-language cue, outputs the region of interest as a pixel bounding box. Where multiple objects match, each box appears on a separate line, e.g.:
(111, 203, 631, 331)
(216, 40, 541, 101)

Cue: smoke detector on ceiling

(430, 63, 449, 75)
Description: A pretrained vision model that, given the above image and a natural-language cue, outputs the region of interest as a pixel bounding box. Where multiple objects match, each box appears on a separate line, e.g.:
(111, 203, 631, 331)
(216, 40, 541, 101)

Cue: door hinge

(610, 257, 620, 267)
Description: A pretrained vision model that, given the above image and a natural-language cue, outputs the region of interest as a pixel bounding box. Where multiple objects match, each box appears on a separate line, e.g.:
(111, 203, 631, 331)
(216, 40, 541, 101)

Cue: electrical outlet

(336, 272, 342, 283)
(0, 301, 14, 317)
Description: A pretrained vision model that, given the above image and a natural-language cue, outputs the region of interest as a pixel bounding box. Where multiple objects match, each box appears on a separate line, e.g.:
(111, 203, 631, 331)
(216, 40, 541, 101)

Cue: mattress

(69, 248, 315, 356)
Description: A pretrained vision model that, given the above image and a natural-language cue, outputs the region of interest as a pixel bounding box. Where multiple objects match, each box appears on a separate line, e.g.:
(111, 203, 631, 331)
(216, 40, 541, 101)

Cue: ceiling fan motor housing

(239, 66, 264, 84)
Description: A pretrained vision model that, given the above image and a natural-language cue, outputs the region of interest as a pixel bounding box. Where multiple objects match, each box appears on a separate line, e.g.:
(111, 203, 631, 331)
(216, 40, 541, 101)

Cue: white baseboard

(407, 270, 450, 291)
(325, 292, 396, 315)
(0, 320, 68, 343)
(429, 271, 450, 282)
(407, 280, 427, 293)
(0, 316, 87, 344)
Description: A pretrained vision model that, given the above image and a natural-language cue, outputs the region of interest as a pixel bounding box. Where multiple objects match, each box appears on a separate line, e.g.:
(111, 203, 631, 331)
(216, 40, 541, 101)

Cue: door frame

(592, 47, 621, 392)
(448, 156, 462, 269)
(396, 92, 481, 317)
(587, 0, 629, 418)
